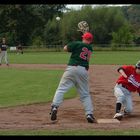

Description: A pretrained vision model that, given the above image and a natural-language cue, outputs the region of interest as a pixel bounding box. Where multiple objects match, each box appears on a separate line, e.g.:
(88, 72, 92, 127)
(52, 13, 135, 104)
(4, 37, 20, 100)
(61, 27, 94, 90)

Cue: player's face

(136, 68, 140, 74)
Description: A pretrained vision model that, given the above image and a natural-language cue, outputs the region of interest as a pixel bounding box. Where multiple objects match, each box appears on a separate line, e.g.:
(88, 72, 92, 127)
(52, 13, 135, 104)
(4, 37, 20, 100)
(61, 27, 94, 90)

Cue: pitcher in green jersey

(50, 32, 97, 123)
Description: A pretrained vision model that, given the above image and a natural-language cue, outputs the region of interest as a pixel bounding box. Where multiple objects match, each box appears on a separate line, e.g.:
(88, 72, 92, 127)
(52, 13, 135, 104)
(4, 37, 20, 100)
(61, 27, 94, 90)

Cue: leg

(50, 67, 74, 121)
(113, 84, 126, 119)
(0, 51, 4, 65)
(115, 102, 122, 113)
(75, 66, 96, 123)
(52, 70, 74, 107)
(4, 51, 9, 65)
(123, 91, 133, 115)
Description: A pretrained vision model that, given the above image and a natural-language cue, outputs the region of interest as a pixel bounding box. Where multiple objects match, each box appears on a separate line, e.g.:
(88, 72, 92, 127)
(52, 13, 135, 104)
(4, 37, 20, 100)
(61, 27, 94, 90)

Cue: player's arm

(63, 44, 71, 52)
(117, 67, 128, 78)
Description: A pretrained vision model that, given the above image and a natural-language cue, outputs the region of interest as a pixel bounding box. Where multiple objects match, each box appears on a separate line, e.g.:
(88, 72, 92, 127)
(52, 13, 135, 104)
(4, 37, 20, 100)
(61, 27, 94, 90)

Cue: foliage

(111, 23, 134, 48)
(0, 4, 140, 48)
(121, 4, 140, 44)
(0, 4, 66, 45)
(32, 36, 44, 48)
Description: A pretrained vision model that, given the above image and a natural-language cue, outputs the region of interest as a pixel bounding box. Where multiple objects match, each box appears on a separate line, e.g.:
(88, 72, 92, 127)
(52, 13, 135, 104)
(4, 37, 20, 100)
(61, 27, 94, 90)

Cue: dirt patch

(0, 64, 140, 131)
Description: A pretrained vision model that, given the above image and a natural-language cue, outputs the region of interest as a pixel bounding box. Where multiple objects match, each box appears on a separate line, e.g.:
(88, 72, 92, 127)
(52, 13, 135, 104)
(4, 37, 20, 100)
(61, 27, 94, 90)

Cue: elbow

(117, 67, 124, 73)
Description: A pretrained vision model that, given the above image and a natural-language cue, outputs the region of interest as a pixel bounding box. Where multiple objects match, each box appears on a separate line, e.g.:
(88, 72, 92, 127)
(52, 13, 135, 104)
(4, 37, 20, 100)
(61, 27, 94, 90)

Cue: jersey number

(80, 47, 92, 61)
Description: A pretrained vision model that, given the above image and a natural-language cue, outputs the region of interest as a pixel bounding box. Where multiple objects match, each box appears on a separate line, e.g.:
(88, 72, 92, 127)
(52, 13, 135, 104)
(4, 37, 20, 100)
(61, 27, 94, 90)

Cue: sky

(66, 4, 131, 10)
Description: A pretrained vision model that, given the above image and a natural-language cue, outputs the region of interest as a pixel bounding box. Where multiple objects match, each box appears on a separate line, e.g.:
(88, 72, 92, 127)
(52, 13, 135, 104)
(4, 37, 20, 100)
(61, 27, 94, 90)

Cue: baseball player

(113, 60, 140, 120)
(16, 43, 23, 54)
(0, 37, 9, 66)
(50, 32, 97, 123)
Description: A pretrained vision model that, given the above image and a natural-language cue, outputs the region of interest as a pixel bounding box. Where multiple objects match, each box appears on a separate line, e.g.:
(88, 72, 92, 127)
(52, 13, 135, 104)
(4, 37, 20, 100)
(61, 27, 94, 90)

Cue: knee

(80, 94, 91, 101)
(117, 95, 125, 103)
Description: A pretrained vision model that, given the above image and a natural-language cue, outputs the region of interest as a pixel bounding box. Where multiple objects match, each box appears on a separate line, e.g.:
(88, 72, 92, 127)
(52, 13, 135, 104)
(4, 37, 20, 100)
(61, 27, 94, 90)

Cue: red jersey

(116, 65, 140, 92)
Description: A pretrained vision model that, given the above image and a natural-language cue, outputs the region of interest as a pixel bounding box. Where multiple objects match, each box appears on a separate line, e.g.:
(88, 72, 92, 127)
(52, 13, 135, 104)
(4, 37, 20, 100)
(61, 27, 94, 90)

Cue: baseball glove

(77, 21, 89, 34)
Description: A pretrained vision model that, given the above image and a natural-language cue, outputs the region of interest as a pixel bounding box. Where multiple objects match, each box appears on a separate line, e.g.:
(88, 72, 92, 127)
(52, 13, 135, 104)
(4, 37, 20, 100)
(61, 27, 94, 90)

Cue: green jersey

(67, 41, 93, 69)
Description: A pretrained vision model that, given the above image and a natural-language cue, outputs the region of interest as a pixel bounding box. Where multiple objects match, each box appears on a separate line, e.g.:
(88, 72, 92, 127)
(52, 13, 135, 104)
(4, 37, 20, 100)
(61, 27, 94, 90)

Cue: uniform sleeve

(67, 41, 77, 52)
(119, 65, 134, 76)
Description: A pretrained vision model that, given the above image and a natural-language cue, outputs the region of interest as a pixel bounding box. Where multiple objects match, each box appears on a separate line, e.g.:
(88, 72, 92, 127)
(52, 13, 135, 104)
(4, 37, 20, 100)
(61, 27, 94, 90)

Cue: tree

(0, 4, 66, 46)
(111, 23, 133, 48)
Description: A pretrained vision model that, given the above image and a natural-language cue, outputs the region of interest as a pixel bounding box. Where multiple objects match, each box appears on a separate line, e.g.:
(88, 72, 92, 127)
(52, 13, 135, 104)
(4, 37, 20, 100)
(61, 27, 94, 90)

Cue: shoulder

(126, 65, 135, 70)
(121, 65, 132, 69)
(121, 65, 135, 72)
(118, 65, 131, 71)
(67, 41, 80, 47)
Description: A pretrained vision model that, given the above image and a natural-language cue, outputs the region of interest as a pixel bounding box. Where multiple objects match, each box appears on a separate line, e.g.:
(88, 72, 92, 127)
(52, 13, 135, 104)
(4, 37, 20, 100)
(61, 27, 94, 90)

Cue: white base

(97, 119, 120, 124)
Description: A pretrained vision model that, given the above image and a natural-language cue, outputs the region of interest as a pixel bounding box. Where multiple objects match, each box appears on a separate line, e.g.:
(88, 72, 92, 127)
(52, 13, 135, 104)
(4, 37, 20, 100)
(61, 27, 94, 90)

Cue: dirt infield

(0, 64, 140, 130)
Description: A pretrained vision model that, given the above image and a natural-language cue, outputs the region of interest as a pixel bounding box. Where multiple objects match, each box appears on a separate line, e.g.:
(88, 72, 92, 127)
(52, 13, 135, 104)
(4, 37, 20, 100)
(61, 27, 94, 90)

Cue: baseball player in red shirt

(113, 60, 140, 120)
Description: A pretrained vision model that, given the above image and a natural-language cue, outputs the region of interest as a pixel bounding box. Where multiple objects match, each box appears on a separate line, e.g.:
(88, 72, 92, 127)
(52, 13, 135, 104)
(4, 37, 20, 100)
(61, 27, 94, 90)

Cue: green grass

(90, 51, 140, 65)
(8, 51, 140, 65)
(0, 68, 77, 107)
(9, 52, 69, 64)
(1, 51, 140, 135)
(0, 129, 140, 136)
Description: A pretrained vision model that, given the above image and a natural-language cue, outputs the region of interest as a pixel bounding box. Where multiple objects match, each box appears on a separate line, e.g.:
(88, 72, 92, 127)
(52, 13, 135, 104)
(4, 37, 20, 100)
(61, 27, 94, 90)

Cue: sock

(116, 102, 121, 113)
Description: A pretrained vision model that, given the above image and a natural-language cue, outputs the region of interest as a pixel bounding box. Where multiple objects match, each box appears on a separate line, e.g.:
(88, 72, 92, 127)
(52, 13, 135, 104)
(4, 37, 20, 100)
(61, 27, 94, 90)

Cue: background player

(0, 37, 9, 66)
(16, 42, 23, 54)
(113, 60, 140, 120)
(49, 32, 97, 123)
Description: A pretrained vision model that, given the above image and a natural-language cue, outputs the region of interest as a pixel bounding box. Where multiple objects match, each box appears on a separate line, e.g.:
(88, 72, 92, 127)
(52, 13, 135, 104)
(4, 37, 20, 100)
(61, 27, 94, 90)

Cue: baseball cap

(136, 60, 140, 68)
(82, 32, 93, 42)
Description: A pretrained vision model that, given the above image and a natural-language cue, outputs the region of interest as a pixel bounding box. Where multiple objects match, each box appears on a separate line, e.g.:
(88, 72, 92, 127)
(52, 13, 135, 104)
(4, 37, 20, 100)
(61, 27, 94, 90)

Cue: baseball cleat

(86, 114, 97, 123)
(113, 113, 123, 120)
(50, 106, 58, 121)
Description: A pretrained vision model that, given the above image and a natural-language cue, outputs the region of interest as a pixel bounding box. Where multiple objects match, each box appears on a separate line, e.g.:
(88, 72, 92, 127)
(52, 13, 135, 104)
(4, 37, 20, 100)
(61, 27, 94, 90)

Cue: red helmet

(82, 32, 93, 42)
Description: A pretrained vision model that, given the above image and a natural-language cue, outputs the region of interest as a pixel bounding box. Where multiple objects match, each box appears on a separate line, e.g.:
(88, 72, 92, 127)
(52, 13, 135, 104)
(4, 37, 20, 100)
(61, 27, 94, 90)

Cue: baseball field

(0, 51, 140, 135)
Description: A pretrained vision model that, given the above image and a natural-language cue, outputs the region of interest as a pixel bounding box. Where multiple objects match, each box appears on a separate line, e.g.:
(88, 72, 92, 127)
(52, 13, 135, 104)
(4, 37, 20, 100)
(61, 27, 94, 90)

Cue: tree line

(0, 4, 140, 48)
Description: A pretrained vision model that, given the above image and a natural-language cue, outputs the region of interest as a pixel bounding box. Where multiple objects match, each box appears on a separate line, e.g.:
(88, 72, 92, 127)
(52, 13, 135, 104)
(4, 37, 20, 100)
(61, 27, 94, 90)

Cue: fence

(8, 44, 140, 53)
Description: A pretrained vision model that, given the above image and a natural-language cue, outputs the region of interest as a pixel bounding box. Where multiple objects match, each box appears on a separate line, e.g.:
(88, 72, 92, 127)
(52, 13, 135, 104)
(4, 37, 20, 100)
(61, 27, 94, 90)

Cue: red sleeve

(121, 65, 135, 77)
